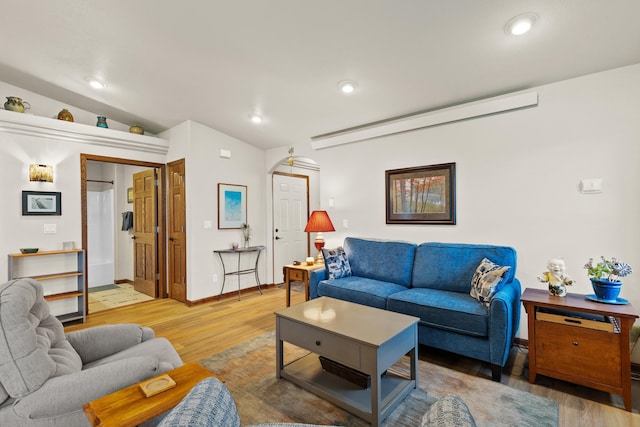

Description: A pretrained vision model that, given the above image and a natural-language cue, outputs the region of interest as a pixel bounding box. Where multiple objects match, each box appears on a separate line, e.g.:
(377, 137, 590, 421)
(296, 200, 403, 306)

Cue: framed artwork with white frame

(218, 183, 247, 229)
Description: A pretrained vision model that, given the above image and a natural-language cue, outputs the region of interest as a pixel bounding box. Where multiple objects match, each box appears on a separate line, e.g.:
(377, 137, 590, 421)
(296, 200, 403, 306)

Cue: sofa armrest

(488, 279, 522, 366)
(309, 268, 326, 299)
(13, 356, 163, 420)
(66, 324, 155, 364)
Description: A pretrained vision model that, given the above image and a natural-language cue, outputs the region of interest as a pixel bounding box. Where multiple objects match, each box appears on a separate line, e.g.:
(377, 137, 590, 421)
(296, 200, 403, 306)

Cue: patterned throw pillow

(322, 247, 352, 280)
(470, 258, 510, 307)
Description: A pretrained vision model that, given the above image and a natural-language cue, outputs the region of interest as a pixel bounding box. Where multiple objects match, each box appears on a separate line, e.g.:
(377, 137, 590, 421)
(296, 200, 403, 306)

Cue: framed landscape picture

(22, 191, 62, 216)
(385, 163, 456, 225)
(218, 183, 247, 229)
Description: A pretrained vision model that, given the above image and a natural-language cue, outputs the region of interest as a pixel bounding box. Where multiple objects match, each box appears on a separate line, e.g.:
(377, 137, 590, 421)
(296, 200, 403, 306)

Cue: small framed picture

(22, 191, 62, 216)
(385, 163, 456, 225)
(218, 183, 247, 229)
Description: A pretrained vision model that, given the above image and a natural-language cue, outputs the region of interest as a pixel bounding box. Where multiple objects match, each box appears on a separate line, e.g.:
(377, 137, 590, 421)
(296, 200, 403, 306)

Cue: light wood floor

(66, 287, 640, 426)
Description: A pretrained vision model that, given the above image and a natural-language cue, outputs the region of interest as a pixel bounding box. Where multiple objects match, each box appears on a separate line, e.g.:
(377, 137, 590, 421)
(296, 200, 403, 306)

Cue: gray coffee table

(275, 297, 419, 426)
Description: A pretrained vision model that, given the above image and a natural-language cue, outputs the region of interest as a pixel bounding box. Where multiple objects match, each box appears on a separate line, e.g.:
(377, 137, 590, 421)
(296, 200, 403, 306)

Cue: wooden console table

(214, 246, 264, 300)
(521, 288, 638, 411)
(282, 262, 324, 307)
(83, 362, 218, 426)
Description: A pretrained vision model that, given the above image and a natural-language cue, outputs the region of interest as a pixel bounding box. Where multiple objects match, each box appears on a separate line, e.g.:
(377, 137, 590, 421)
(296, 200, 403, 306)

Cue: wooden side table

(521, 288, 638, 411)
(83, 362, 219, 426)
(283, 263, 324, 307)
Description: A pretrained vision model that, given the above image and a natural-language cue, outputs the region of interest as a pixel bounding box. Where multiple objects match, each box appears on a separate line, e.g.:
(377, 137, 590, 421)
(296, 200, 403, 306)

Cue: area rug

(200, 331, 558, 427)
(88, 283, 154, 312)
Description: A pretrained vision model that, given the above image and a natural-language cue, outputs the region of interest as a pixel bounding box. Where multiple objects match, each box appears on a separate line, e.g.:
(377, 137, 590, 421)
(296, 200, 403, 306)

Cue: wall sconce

(29, 164, 53, 182)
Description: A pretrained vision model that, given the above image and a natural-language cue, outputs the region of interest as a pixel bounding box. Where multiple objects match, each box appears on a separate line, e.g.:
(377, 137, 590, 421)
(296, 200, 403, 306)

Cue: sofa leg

(491, 364, 502, 382)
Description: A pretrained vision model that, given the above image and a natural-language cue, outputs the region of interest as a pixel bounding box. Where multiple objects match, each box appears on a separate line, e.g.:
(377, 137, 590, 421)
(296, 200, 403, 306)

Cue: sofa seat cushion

(387, 288, 488, 337)
(317, 277, 407, 309)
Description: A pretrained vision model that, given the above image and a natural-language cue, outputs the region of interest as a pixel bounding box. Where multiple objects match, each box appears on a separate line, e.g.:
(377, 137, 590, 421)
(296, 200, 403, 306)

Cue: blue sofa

(309, 237, 521, 381)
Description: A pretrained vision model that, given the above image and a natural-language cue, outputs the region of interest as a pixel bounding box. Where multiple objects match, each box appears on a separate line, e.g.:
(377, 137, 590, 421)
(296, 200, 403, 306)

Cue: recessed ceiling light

(338, 80, 358, 94)
(505, 13, 538, 36)
(84, 77, 107, 89)
(249, 113, 263, 124)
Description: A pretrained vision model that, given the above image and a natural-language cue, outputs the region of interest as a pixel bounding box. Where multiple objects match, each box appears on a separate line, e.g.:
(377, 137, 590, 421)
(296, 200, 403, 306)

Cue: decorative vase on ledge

(96, 116, 108, 128)
(590, 278, 622, 301)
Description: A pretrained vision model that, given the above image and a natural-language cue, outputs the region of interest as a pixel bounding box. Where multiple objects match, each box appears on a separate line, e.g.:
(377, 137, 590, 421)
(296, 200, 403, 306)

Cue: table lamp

(304, 210, 335, 263)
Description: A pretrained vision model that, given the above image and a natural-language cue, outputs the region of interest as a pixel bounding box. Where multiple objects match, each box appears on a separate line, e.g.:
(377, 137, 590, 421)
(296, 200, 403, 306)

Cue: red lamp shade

(304, 211, 335, 262)
(304, 211, 335, 233)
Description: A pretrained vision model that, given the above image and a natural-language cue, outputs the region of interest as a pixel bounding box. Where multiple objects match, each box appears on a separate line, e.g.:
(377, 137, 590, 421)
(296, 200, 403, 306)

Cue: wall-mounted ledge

(0, 109, 169, 155)
(311, 91, 538, 150)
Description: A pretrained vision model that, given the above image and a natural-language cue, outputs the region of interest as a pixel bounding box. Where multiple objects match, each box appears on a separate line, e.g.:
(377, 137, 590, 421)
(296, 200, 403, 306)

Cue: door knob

(169, 237, 175, 241)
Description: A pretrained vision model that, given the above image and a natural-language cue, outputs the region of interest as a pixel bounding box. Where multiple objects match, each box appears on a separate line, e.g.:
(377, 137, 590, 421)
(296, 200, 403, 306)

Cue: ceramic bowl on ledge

(20, 248, 39, 254)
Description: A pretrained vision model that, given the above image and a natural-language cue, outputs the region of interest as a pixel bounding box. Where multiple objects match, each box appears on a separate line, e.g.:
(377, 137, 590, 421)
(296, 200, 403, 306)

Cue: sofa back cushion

(412, 243, 517, 293)
(343, 237, 416, 287)
(0, 278, 82, 400)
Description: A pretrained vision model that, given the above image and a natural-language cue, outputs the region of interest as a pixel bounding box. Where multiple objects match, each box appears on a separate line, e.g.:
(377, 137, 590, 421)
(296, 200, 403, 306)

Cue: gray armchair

(0, 278, 183, 426)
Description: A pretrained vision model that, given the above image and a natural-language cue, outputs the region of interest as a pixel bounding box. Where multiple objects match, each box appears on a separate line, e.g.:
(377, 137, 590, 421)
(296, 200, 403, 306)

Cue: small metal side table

(214, 246, 265, 300)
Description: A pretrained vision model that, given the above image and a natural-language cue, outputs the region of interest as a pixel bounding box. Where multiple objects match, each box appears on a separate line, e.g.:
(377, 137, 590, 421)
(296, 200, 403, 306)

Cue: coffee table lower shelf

(281, 353, 415, 423)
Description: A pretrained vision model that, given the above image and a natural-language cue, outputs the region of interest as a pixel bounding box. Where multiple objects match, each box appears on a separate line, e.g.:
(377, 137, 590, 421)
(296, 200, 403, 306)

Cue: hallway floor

(88, 283, 154, 313)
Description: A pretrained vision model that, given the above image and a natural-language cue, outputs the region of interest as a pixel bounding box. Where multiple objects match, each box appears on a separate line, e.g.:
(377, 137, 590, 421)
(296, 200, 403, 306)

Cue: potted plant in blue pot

(584, 256, 632, 302)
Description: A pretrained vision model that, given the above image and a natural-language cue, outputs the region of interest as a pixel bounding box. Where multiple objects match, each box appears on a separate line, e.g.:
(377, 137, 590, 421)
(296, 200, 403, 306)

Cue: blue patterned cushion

(322, 247, 352, 279)
(469, 258, 510, 307)
(158, 377, 241, 427)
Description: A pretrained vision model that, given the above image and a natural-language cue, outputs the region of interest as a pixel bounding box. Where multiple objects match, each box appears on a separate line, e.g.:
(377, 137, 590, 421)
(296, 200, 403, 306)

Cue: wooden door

(273, 173, 309, 283)
(168, 159, 186, 303)
(133, 169, 158, 297)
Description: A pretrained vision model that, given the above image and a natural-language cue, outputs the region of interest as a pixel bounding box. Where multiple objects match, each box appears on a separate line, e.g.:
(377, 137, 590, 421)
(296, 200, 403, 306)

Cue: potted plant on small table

(584, 256, 632, 303)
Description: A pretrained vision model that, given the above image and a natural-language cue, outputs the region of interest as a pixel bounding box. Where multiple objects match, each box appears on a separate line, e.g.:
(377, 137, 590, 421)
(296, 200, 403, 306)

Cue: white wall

(3, 63, 639, 340)
(163, 121, 267, 301)
(269, 63, 640, 339)
(0, 82, 166, 282)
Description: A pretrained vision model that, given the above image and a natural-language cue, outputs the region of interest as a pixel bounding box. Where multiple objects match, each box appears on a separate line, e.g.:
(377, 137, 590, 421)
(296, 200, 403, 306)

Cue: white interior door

(273, 174, 309, 283)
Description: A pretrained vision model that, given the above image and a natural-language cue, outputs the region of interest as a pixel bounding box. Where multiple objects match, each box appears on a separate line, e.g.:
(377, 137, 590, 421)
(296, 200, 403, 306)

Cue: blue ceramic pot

(590, 278, 622, 301)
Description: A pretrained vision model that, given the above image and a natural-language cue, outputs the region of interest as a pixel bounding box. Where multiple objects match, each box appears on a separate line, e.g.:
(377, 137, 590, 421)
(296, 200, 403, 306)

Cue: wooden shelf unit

(8, 249, 86, 324)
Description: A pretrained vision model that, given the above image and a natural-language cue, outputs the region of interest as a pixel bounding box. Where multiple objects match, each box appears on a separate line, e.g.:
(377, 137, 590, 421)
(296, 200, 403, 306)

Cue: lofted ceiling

(2, 1, 640, 150)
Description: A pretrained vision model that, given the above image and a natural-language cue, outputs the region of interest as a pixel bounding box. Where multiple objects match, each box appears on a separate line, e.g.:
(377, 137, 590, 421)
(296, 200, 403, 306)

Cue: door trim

(80, 154, 167, 315)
